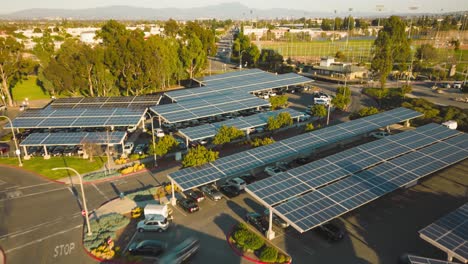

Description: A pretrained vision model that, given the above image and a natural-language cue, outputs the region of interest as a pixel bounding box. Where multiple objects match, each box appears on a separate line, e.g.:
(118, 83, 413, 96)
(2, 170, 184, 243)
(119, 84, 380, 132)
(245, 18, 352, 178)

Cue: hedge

(83, 213, 130, 250)
(233, 225, 264, 251)
(259, 246, 278, 262)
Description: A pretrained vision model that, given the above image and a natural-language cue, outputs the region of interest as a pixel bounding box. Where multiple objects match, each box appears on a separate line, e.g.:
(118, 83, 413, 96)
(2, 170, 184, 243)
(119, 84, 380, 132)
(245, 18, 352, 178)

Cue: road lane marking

(123, 231, 138, 253)
(0, 187, 69, 202)
(0, 182, 53, 193)
(0, 213, 81, 240)
(4, 225, 81, 253)
(92, 184, 110, 200)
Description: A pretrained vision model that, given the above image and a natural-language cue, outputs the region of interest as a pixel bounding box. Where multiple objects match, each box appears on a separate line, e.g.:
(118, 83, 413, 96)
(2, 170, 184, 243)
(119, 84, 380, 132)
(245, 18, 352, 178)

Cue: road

(0, 165, 173, 264)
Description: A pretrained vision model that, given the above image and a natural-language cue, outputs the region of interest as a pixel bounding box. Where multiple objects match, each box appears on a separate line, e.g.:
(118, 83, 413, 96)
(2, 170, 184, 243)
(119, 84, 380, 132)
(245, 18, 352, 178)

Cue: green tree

(267, 112, 293, 131)
(249, 137, 275, 147)
(331, 86, 351, 110)
(182, 146, 219, 168)
(213, 125, 244, 145)
(33, 27, 42, 33)
(416, 44, 438, 64)
(258, 49, 283, 72)
(0, 37, 27, 106)
(148, 135, 179, 157)
(180, 34, 206, 80)
(259, 246, 278, 263)
(371, 16, 411, 89)
(305, 123, 315, 131)
(335, 51, 346, 61)
(358, 106, 379, 117)
(310, 104, 327, 123)
(164, 19, 179, 37)
(269, 95, 288, 110)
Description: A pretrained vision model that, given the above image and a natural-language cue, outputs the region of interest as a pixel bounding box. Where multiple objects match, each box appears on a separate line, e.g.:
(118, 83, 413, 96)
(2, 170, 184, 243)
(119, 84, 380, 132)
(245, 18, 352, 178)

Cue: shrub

(83, 213, 130, 250)
(305, 123, 314, 131)
(276, 253, 290, 263)
(233, 227, 264, 251)
(259, 246, 278, 263)
(129, 153, 140, 160)
(249, 137, 275, 147)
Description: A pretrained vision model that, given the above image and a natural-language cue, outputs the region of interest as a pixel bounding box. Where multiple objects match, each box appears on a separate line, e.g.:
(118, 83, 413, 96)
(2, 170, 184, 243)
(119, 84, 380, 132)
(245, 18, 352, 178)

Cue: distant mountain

(0, 3, 335, 20)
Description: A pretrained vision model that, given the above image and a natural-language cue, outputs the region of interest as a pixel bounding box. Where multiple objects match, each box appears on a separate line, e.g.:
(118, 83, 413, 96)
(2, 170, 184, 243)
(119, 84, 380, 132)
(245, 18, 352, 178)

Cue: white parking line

(123, 231, 138, 253)
(92, 184, 110, 200)
(172, 206, 187, 217)
(0, 187, 69, 202)
(4, 225, 81, 253)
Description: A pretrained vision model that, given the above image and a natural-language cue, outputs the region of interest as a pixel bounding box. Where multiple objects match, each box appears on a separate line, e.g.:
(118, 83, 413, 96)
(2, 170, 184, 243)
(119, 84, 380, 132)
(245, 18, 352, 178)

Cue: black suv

(219, 185, 241, 198)
(184, 189, 205, 203)
(177, 198, 199, 213)
(245, 212, 268, 233)
(315, 222, 345, 241)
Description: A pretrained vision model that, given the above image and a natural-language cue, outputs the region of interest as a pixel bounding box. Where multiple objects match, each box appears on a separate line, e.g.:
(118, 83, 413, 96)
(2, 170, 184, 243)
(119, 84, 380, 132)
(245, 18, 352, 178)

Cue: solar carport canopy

(8, 108, 146, 129)
(20, 131, 127, 146)
(247, 123, 461, 206)
(405, 255, 459, 264)
(168, 107, 422, 191)
(150, 93, 270, 124)
(50, 95, 161, 109)
(166, 70, 313, 102)
(255, 131, 467, 234)
(179, 108, 304, 141)
(419, 203, 468, 263)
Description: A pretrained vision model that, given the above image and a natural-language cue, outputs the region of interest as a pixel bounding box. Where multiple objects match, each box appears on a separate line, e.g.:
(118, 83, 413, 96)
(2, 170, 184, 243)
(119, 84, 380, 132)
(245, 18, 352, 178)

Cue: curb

(226, 225, 291, 264)
(0, 164, 65, 185)
(81, 169, 150, 185)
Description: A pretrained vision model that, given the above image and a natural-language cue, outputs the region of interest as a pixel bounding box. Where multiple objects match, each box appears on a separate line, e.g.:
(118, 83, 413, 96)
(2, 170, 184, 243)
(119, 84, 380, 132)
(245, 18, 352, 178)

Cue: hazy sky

(2, 0, 468, 13)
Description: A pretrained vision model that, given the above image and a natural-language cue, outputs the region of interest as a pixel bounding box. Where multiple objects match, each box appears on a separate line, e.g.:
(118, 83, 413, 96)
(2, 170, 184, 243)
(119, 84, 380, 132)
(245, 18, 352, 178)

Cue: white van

(144, 204, 169, 219)
(442, 120, 457, 130)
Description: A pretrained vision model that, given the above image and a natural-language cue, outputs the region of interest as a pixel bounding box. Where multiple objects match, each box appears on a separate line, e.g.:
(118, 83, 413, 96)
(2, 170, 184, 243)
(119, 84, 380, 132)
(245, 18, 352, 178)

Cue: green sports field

(254, 39, 374, 61)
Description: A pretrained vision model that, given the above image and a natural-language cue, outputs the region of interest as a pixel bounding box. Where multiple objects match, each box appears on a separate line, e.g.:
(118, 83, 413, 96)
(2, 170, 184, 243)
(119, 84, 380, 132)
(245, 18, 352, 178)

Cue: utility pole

(346, 8, 353, 50)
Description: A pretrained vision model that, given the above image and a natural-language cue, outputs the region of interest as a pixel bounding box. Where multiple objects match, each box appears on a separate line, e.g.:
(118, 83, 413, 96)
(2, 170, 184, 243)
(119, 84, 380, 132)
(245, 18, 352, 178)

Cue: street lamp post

(1, 115, 22, 167)
(345, 8, 353, 50)
(52, 167, 92, 236)
(239, 50, 247, 70)
(145, 112, 157, 167)
(406, 6, 419, 86)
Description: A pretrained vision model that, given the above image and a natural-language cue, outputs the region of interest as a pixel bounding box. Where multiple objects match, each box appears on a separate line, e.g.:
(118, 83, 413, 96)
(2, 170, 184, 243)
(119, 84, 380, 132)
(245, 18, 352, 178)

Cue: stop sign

(81, 210, 86, 216)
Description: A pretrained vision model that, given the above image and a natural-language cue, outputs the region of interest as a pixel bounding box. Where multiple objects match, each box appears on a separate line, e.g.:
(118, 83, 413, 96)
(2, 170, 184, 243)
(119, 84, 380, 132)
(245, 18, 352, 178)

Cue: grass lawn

(12, 75, 50, 102)
(0, 156, 107, 180)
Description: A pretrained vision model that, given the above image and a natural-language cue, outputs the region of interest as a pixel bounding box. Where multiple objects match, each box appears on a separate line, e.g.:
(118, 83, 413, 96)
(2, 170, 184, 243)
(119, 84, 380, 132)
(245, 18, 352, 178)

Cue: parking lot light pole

(146, 113, 157, 167)
(239, 50, 247, 70)
(52, 167, 92, 236)
(1, 115, 22, 167)
(266, 208, 275, 240)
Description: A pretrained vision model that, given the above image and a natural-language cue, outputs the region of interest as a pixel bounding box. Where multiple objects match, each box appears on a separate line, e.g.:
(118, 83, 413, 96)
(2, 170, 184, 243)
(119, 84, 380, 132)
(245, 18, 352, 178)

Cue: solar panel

(271, 133, 468, 233)
(20, 131, 127, 146)
(50, 95, 160, 109)
(247, 123, 456, 206)
(169, 108, 423, 191)
(406, 255, 458, 264)
(178, 108, 304, 141)
(419, 203, 468, 263)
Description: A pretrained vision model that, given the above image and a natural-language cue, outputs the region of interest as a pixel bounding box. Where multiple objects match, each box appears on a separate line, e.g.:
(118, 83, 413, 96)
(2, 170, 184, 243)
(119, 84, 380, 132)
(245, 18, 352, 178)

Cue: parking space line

(4, 225, 81, 253)
(172, 206, 187, 217)
(92, 183, 110, 200)
(123, 231, 138, 253)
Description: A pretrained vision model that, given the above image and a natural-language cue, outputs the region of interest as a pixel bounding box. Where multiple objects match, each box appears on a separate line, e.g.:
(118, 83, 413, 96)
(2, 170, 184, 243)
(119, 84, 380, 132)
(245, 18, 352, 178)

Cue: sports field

(254, 39, 374, 61)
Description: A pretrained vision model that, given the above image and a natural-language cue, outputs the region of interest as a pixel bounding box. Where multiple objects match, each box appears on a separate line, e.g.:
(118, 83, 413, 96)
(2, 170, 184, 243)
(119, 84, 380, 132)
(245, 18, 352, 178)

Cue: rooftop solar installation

(179, 108, 304, 141)
(406, 255, 458, 264)
(272, 133, 468, 233)
(8, 108, 146, 129)
(50, 95, 161, 109)
(247, 123, 461, 206)
(20, 131, 127, 146)
(201, 69, 265, 83)
(166, 72, 312, 102)
(419, 203, 468, 263)
(150, 94, 270, 123)
(168, 107, 423, 191)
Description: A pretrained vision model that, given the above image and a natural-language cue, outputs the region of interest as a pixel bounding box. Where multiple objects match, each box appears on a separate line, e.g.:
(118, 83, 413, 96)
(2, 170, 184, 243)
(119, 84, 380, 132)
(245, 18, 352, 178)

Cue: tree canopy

(182, 146, 219, 168)
(212, 125, 245, 145)
(267, 112, 293, 131)
(269, 95, 288, 110)
(148, 135, 179, 157)
(331, 86, 351, 111)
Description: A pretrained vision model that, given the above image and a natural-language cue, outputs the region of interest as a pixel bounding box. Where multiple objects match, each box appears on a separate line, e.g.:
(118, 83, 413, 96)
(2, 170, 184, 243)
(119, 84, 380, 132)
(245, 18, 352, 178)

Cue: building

(305, 57, 368, 80)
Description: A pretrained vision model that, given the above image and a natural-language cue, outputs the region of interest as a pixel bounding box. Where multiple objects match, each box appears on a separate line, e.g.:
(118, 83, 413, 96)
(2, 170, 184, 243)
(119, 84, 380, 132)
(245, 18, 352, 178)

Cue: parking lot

(121, 157, 467, 264)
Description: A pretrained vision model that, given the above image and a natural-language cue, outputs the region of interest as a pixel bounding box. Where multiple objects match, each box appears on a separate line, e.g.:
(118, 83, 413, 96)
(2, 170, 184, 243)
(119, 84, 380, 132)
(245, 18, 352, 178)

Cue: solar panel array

(50, 95, 161, 109)
(20, 131, 127, 146)
(150, 93, 270, 123)
(179, 108, 304, 141)
(406, 255, 458, 264)
(247, 123, 461, 206)
(9, 108, 145, 129)
(419, 203, 468, 263)
(272, 133, 468, 233)
(166, 71, 312, 102)
(201, 69, 265, 83)
(168, 107, 422, 190)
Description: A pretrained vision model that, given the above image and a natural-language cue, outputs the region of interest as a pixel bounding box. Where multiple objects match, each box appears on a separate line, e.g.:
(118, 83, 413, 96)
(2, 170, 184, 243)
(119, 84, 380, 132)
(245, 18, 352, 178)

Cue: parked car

(276, 161, 292, 171)
(0, 143, 10, 154)
(225, 177, 246, 191)
(184, 189, 205, 203)
(137, 217, 170, 233)
(51, 146, 65, 156)
(27, 146, 41, 156)
(158, 237, 200, 264)
(264, 166, 282, 176)
(134, 143, 147, 155)
(298, 113, 311, 122)
(245, 212, 268, 233)
(127, 240, 166, 256)
(200, 185, 223, 201)
(177, 198, 199, 213)
(219, 185, 241, 198)
(369, 131, 389, 139)
(154, 128, 165, 138)
(123, 142, 134, 154)
(239, 174, 257, 184)
(63, 146, 77, 156)
(175, 138, 186, 149)
(453, 82, 462, 89)
(294, 157, 311, 165)
(263, 209, 289, 228)
(315, 222, 345, 241)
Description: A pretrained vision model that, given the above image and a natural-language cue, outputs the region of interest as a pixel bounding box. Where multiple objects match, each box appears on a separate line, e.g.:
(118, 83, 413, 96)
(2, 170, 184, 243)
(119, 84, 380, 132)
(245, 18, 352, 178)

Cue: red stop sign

(81, 210, 86, 216)
(107, 238, 112, 245)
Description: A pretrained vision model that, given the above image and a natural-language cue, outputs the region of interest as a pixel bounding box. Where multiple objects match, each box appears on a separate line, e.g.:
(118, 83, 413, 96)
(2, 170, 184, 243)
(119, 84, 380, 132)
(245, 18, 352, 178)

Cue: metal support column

(266, 208, 276, 240)
(43, 145, 50, 160)
(170, 180, 177, 206)
(23, 146, 30, 160)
